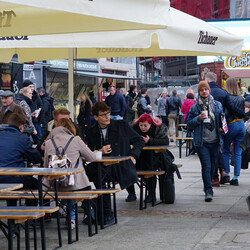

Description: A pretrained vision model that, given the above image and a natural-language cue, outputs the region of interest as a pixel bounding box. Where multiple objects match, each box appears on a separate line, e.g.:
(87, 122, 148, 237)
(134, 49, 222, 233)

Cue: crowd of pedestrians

(0, 72, 250, 230)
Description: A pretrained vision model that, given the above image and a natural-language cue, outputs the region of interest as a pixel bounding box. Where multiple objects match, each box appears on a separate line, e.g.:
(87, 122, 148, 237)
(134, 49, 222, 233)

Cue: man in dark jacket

(37, 87, 54, 132)
(0, 113, 42, 205)
(105, 86, 127, 120)
(166, 89, 182, 139)
(85, 102, 145, 224)
(124, 85, 137, 123)
(205, 72, 245, 186)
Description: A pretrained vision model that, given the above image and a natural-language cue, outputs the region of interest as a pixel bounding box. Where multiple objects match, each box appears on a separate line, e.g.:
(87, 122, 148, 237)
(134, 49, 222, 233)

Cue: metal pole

(68, 48, 74, 120)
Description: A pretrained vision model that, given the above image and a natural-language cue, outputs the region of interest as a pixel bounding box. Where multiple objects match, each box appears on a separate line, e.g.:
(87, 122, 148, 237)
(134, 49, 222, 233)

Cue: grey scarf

(198, 95, 215, 131)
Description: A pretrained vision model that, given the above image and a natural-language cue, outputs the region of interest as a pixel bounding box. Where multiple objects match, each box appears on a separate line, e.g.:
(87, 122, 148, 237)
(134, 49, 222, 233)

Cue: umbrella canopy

(0, 0, 169, 36)
(0, 7, 244, 63)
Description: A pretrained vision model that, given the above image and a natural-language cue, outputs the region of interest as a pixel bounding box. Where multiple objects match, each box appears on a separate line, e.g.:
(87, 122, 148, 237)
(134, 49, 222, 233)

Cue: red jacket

(181, 99, 196, 121)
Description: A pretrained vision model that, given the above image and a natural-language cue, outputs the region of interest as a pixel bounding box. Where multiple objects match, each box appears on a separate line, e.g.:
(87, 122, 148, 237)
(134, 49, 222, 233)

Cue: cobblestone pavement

(1, 144, 250, 249)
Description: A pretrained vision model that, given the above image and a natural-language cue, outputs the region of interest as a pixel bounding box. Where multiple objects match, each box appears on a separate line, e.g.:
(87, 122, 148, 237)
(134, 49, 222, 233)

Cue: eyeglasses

(98, 111, 111, 117)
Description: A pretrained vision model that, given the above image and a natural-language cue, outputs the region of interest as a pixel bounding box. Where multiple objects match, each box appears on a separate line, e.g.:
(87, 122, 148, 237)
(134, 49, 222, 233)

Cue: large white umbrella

(0, 0, 169, 36)
(0, 7, 243, 117)
(0, 7, 243, 62)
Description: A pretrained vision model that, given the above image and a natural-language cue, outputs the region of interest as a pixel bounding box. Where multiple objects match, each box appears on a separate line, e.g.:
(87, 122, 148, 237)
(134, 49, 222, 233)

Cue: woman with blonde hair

(222, 77, 246, 186)
(157, 89, 169, 127)
(15, 87, 37, 135)
(44, 118, 97, 229)
(77, 92, 93, 142)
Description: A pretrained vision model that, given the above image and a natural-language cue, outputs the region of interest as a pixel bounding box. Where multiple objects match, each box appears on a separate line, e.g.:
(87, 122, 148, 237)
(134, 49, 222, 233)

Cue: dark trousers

(6, 177, 38, 206)
(85, 163, 114, 217)
(196, 142, 219, 192)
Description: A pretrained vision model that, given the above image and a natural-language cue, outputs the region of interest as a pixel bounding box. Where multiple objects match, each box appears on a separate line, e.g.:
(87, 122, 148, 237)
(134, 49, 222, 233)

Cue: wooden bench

(169, 137, 193, 158)
(0, 192, 98, 244)
(11, 188, 121, 230)
(136, 171, 165, 210)
(0, 188, 121, 241)
(0, 210, 45, 250)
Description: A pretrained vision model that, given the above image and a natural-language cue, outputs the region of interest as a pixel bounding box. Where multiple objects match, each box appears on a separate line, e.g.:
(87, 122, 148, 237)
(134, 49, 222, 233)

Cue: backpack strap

(51, 136, 79, 168)
(51, 138, 60, 156)
(51, 136, 74, 156)
(63, 136, 74, 153)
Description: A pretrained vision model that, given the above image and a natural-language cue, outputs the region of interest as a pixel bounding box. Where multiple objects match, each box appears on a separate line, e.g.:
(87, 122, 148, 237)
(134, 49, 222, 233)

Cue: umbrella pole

(68, 48, 74, 120)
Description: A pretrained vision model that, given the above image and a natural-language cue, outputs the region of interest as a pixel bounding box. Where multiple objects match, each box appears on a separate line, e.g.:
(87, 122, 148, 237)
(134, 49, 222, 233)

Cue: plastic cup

(95, 151, 102, 160)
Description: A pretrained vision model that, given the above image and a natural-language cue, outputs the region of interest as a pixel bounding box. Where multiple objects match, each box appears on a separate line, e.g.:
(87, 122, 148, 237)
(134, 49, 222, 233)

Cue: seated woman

(126, 113, 169, 203)
(43, 118, 97, 229)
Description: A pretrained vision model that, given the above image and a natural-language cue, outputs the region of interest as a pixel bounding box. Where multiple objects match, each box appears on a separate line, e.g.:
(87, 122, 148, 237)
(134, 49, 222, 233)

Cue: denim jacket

(186, 100, 223, 147)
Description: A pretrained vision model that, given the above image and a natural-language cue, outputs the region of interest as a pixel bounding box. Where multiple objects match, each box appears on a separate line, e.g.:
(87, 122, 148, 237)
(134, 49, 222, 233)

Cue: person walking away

(157, 89, 169, 127)
(43, 118, 97, 229)
(124, 85, 137, 123)
(187, 81, 223, 202)
(105, 86, 127, 120)
(77, 92, 93, 142)
(222, 77, 246, 186)
(205, 72, 245, 186)
(181, 92, 196, 122)
(126, 113, 169, 202)
(166, 89, 182, 141)
(137, 88, 153, 117)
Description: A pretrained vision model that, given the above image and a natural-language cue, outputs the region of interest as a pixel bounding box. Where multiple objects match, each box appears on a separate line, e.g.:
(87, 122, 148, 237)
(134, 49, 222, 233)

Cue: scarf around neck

(198, 95, 215, 131)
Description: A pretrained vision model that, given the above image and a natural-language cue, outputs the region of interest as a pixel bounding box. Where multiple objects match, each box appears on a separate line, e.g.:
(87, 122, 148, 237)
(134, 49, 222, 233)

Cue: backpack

(48, 136, 79, 187)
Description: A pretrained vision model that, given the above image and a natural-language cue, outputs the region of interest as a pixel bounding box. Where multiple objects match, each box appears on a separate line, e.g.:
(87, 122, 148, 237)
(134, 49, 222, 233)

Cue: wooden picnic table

(0, 167, 82, 250)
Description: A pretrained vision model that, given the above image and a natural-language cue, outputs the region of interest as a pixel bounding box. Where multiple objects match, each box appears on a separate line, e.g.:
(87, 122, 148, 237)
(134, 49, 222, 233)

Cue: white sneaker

(71, 219, 76, 230)
(59, 206, 67, 217)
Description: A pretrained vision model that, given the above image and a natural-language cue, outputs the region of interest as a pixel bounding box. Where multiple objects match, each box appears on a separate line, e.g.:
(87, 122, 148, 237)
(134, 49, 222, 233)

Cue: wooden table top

(0, 183, 23, 193)
(95, 156, 131, 164)
(0, 167, 83, 176)
(143, 145, 176, 150)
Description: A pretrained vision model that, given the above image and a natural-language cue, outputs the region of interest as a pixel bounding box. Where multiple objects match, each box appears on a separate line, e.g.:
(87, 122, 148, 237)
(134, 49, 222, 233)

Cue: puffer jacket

(186, 100, 223, 147)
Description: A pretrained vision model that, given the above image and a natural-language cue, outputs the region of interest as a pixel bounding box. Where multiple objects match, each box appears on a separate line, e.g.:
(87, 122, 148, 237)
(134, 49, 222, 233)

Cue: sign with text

(224, 50, 250, 69)
(0, 63, 12, 91)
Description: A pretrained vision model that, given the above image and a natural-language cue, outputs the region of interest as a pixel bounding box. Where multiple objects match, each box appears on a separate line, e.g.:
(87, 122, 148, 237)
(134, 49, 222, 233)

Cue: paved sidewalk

(2, 145, 250, 249)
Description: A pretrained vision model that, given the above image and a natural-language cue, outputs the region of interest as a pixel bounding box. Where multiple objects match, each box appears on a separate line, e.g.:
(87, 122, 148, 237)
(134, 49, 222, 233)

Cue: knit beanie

(23, 79, 34, 87)
(197, 81, 210, 94)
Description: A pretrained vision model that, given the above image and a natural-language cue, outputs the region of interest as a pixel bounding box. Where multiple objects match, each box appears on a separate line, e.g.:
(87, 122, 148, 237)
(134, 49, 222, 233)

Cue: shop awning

(222, 69, 250, 78)
(48, 68, 140, 80)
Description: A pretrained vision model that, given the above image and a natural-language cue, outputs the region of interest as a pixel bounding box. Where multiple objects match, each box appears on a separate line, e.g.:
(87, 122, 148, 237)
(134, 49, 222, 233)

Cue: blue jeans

(222, 120, 246, 176)
(196, 142, 219, 192)
(60, 199, 75, 220)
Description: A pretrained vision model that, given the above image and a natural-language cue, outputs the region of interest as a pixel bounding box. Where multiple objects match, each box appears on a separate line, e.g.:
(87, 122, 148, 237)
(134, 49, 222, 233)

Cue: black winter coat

(87, 120, 145, 189)
(133, 123, 169, 170)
